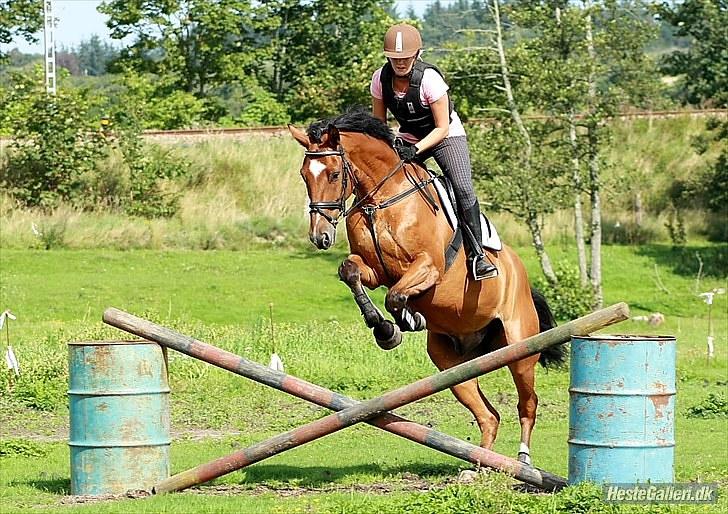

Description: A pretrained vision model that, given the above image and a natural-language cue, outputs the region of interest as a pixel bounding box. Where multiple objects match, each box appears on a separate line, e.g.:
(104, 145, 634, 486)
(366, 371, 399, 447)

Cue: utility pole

(43, 0, 56, 95)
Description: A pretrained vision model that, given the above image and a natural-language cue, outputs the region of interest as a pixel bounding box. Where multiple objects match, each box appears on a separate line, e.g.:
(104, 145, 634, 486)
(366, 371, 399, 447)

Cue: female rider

(370, 23, 497, 280)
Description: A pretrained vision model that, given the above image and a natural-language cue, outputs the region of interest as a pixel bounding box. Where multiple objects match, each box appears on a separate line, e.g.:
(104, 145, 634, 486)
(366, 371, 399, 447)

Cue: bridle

(304, 146, 439, 228)
(304, 144, 441, 281)
(304, 148, 354, 228)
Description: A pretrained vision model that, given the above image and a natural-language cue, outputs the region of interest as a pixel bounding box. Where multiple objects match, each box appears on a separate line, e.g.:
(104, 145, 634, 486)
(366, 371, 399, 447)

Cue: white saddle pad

(432, 178, 503, 251)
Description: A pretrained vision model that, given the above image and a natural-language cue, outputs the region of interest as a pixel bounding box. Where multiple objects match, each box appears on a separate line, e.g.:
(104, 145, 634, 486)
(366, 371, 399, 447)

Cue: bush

(90, 98, 192, 218)
(0, 71, 109, 209)
(0, 439, 49, 458)
(534, 263, 595, 320)
(687, 393, 728, 418)
(107, 71, 207, 130)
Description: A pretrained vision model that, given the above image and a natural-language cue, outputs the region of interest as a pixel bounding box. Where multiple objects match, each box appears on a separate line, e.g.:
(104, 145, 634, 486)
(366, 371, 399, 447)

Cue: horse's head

(289, 123, 354, 250)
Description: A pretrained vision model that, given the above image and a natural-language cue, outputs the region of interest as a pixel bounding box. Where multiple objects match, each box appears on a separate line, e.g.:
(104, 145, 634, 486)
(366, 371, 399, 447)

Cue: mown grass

(0, 243, 725, 513)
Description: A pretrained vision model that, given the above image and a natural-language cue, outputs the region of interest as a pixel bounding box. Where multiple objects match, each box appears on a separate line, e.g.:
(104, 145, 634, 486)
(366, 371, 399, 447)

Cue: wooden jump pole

(104, 309, 572, 492)
(104, 303, 629, 494)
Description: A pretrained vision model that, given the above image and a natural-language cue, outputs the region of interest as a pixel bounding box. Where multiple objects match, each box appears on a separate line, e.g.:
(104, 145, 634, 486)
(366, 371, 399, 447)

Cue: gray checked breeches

(419, 135, 478, 211)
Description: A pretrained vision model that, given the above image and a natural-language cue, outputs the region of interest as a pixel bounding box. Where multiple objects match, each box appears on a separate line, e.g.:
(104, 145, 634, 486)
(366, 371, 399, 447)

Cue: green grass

(0, 243, 725, 512)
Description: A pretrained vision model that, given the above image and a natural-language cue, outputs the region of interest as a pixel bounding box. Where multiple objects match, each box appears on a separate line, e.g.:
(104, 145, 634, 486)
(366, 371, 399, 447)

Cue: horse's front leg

(385, 252, 439, 330)
(338, 255, 402, 350)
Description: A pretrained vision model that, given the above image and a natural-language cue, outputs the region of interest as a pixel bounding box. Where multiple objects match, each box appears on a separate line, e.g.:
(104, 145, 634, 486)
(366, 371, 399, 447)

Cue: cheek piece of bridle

(304, 147, 353, 228)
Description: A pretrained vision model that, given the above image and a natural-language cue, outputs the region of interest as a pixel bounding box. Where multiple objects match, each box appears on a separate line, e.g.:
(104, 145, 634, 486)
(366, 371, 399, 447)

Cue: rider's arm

(413, 95, 449, 154)
(372, 96, 387, 122)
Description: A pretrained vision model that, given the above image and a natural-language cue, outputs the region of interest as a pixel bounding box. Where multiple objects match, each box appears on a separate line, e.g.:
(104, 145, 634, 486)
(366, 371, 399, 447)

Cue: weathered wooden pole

(104, 303, 629, 494)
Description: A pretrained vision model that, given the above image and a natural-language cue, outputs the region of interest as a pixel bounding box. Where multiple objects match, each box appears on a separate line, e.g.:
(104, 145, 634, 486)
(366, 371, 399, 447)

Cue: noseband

(304, 148, 354, 228)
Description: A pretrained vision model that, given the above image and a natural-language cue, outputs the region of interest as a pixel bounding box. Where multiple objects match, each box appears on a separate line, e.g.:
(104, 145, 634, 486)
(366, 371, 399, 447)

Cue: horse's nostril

(321, 233, 331, 249)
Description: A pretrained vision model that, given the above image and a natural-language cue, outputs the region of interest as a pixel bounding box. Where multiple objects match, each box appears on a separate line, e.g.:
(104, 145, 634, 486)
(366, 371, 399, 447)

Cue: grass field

(0, 242, 726, 513)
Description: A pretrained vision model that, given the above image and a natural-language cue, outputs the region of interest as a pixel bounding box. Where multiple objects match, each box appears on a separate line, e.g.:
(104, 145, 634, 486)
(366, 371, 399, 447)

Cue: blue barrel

(69, 340, 170, 494)
(568, 335, 675, 484)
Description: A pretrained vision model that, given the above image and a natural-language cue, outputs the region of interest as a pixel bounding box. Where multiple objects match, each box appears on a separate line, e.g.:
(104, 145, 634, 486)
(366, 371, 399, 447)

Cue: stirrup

(470, 255, 498, 280)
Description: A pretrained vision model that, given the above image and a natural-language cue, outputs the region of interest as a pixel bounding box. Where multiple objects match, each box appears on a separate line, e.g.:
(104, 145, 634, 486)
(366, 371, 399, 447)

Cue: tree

(657, 0, 728, 107)
(0, 67, 108, 209)
(99, 0, 266, 96)
(77, 35, 119, 76)
(56, 46, 81, 76)
(445, 1, 567, 284)
(264, 0, 396, 121)
(443, 1, 661, 306)
(0, 0, 42, 61)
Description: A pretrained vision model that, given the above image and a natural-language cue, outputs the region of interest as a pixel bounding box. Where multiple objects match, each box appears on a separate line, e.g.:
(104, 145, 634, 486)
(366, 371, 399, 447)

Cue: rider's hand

(396, 144, 418, 162)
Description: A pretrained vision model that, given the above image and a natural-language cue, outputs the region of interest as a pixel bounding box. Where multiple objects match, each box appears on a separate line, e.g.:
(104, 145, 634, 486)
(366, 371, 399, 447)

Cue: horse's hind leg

(503, 319, 541, 466)
(339, 255, 402, 350)
(507, 356, 539, 465)
(427, 331, 501, 449)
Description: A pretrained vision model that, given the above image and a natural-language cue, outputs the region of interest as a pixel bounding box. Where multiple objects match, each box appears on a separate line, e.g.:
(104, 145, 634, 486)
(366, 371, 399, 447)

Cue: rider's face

(389, 55, 417, 77)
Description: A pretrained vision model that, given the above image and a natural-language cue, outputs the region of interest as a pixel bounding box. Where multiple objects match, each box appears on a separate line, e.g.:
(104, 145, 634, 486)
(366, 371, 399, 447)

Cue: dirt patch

(58, 490, 152, 505)
(56, 475, 457, 505)
(188, 475, 455, 498)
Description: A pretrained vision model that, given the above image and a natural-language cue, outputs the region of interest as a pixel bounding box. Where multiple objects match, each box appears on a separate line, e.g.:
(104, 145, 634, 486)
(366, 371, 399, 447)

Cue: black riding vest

(380, 59, 454, 140)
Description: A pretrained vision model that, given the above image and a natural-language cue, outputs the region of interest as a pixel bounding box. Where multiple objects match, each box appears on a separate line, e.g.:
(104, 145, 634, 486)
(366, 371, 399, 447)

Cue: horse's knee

(385, 289, 407, 314)
(338, 259, 360, 285)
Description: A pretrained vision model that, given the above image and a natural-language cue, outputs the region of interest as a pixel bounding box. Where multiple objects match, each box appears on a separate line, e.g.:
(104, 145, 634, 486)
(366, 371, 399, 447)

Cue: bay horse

(289, 109, 564, 466)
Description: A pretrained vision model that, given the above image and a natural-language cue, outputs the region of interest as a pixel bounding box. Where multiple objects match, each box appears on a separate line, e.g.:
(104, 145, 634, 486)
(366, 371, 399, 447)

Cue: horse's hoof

(396, 310, 426, 332)
(374, 321, 402, 350)
(412, 312, 426, 331)
(457, 470, 479, 483)
(517, 452, 532, 466)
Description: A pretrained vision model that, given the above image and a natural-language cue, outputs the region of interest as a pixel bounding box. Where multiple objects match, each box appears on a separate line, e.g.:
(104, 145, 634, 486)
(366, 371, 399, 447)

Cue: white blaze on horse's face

(307, 159, 326, 178)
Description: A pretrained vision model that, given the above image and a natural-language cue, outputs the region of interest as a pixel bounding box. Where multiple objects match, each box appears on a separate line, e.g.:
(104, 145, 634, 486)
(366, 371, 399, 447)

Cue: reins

(305, 145, 440, 282)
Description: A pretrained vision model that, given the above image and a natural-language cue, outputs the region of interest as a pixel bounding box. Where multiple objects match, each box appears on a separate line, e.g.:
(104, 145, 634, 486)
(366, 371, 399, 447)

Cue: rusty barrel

(568, 335, 676, 484)
(68, 341, 170, 494)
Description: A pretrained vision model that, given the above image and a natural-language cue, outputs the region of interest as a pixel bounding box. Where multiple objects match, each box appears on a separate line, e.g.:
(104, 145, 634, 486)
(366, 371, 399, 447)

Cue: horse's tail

(531, 288, 567, 368)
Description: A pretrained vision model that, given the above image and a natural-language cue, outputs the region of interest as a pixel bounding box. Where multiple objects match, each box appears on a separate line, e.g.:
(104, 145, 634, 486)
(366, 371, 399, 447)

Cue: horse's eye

(330, 171, 340, 181)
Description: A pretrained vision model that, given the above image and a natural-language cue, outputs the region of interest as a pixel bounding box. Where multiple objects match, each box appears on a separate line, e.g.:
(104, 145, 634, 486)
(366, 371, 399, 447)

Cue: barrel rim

(571, 334, 675, 342)
(68, 339, 155, 346)
(68, 388, 171, 395)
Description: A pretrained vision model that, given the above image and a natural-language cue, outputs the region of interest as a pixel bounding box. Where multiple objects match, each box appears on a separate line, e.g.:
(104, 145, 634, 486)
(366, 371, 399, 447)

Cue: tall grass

(0, 117, 718, 250)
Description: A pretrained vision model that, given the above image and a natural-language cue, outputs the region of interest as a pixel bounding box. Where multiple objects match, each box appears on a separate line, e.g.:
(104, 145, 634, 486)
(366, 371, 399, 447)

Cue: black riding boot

(461, 203, 498, 280)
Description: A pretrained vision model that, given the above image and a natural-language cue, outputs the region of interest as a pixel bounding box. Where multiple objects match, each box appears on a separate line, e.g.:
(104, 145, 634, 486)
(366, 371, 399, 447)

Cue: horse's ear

(288, 124, 310, 148)
(326, 123, 340, 148)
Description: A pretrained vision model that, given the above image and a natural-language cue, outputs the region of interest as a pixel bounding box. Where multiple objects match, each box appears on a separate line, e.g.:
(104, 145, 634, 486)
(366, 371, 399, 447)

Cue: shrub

(534, 263, 595, 320)
(687, 393, 728, 419)
(0, 70, 109, 209)
(107, 71, 207, 130)
(95, 100, 192, 218)
(0, 439, 49, 458)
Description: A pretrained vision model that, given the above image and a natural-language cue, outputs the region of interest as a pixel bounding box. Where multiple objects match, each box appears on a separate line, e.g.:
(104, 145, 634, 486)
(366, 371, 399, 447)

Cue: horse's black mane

(307, 107, 394, 147)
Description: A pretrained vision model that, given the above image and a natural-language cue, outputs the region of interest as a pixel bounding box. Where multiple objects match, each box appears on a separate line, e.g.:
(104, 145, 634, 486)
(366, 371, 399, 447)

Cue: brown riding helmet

(383, 24, 422, 59)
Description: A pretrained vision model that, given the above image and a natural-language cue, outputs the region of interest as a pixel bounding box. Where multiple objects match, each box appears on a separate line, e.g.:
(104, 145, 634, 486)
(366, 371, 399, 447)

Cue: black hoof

(396, 311, 427, 332)
(373, 321, 402, 350)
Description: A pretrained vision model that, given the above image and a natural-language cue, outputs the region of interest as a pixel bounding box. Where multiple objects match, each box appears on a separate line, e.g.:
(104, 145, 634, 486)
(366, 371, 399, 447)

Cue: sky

(2, 0, 449, 55)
